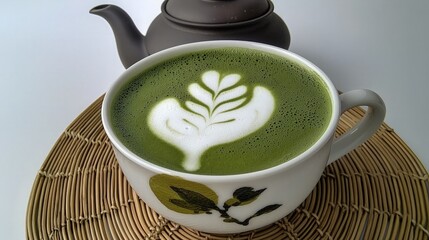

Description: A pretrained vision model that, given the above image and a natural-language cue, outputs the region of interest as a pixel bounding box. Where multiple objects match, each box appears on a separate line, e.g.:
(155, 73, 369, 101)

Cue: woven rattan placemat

(26, 95, 429, 239)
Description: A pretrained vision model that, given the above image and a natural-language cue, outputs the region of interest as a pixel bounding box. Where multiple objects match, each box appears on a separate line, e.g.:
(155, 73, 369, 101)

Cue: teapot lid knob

(163, 0, 271, 24)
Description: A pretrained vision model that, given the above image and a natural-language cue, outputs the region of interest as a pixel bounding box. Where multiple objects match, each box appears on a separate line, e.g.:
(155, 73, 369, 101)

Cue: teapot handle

(328, 89, 386, 165)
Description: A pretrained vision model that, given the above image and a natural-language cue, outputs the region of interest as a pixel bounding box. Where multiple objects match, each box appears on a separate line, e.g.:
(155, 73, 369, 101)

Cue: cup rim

(101, 40, 340, 182)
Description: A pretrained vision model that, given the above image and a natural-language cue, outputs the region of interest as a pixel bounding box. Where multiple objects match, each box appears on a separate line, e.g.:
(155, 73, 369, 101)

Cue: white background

(1, 0, 428, 239)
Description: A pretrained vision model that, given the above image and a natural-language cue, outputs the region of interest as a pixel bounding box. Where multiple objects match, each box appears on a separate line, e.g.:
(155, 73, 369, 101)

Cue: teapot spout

(90, 4, 148, 68)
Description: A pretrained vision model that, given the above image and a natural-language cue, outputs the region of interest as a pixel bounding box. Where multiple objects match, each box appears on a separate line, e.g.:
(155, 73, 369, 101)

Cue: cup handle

(327, 89, 386, 165)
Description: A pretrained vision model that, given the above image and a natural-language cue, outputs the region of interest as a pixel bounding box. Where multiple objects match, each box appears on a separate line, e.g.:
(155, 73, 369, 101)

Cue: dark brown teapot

(90, 0, 290, 68)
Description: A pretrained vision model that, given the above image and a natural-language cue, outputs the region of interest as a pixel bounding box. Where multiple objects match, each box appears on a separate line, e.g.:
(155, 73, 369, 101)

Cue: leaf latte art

(148, 70, 275, 171)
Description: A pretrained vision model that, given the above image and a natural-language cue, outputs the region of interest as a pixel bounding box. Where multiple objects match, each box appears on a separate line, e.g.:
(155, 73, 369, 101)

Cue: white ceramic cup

(101, 41, 386, 234)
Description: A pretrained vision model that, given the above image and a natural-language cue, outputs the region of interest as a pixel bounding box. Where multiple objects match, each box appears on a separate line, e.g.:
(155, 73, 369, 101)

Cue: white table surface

(1, 1, 428, 239)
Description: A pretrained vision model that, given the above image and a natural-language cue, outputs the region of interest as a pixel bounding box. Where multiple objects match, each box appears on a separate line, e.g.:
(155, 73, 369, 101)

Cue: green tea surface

(110, 47, 332, 175)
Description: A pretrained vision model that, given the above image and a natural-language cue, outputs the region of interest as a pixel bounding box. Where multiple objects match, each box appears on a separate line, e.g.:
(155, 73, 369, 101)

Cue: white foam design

(148, 70, 275, 171)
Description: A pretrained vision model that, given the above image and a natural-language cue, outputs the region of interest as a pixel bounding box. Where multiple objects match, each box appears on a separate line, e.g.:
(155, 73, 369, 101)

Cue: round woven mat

(26, 95, 429, 240)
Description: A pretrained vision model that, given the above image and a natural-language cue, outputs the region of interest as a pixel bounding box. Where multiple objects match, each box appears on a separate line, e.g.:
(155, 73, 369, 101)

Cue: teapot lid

(163, 0, 271, 25)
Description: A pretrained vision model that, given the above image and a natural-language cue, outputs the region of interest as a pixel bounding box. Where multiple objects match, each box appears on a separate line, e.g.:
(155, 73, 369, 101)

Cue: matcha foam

(110, 47, 332, 175)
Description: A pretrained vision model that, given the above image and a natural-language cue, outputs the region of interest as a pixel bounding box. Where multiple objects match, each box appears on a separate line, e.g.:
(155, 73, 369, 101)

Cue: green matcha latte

(109, 47, 332, 175)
